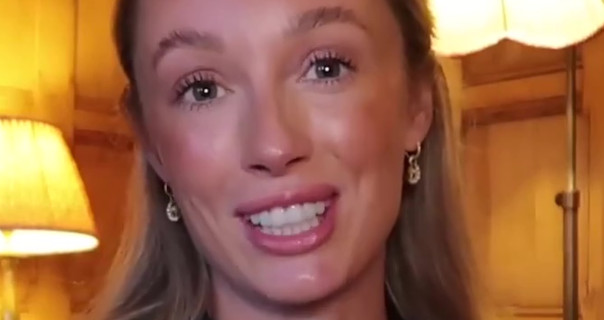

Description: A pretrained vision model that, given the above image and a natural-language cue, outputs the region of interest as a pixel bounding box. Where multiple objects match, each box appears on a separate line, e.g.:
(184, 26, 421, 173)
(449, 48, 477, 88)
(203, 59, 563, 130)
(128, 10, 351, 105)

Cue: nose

(241, 92, 312, 177)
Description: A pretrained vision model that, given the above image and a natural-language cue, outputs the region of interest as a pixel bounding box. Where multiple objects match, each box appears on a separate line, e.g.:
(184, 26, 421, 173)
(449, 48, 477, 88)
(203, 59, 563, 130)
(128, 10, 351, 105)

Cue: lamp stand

(0, 258, 18, 320)
(555, 46, 579, 320)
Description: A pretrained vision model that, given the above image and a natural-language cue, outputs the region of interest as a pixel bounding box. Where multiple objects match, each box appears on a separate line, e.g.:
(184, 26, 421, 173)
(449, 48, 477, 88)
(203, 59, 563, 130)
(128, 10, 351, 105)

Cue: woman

(95, 0, 476, 319)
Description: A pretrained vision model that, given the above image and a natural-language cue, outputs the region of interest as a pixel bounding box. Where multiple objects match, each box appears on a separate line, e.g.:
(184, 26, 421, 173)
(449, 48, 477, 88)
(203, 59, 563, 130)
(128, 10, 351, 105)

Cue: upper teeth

(249, 201, 327, 228)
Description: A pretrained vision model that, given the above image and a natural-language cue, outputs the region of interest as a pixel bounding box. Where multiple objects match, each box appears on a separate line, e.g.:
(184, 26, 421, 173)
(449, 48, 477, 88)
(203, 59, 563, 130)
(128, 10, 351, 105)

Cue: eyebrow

(152, 30, 224, 69)
(151, 6, 366, 70)
(287, 6, 368, 36)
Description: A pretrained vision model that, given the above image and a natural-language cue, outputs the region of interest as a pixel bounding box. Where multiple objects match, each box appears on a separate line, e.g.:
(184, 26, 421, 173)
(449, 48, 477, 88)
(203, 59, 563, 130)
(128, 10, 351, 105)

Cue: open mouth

(236, 185, 339, 255)
(244, 200, 332, 236)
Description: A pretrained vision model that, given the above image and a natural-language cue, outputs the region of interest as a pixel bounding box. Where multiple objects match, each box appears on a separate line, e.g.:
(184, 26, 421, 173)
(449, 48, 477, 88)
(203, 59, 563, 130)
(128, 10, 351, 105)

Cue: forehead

(135, 0, 397, 44)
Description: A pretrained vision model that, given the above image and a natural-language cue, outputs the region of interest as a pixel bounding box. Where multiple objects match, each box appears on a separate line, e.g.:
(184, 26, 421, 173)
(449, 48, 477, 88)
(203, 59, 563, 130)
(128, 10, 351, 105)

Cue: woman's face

(134, 0, 431, 306)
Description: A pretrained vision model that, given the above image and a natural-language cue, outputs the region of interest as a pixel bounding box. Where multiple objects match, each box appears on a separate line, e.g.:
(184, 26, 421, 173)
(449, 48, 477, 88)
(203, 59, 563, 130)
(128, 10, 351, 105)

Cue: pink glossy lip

(235, 185, 339, 256)
(235, 184, 338, 217)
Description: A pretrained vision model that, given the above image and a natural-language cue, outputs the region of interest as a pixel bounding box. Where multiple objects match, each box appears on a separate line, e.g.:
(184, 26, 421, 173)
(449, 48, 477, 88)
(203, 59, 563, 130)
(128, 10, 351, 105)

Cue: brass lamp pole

(555, 47, 580, 320)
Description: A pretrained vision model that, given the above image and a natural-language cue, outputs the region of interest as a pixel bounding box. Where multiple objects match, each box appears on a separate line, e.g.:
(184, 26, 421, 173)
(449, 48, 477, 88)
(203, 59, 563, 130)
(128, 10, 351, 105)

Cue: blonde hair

(93, 1, 477, 319)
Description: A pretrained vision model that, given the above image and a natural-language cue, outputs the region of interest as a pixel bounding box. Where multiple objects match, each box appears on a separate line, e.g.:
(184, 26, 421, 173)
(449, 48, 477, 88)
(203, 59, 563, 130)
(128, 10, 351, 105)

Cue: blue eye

(302, 52, 355, 83)
(309, 58, 345, 79)
(183, 81, 226, 102)
(174, 73, 228, 108)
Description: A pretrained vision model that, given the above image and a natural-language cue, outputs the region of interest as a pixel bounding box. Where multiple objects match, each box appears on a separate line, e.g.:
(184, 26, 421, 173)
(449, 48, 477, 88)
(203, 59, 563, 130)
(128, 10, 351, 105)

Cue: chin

(257, 276, 344, 306)
(248, 257, 350, 306)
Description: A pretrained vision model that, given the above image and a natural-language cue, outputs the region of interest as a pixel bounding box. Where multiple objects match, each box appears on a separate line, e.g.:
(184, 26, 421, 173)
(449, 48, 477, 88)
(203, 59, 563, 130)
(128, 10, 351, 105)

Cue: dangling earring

(164, 183, 181, 222)
(406, 143, 422, 185)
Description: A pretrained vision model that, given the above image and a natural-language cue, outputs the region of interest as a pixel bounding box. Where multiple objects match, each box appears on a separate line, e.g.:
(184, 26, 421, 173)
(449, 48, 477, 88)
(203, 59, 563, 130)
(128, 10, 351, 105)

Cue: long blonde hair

(93, 1, 477, 319)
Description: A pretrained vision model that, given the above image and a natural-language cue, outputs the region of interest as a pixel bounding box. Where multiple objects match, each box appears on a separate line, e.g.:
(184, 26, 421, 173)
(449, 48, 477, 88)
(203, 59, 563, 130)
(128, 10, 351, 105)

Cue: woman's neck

(210, 254, 389, 320)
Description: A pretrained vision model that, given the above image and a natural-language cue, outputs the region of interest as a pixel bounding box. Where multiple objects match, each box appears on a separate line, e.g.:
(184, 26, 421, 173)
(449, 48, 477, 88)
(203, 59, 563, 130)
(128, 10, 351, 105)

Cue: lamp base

(2, 311, 18, 320)
(0, 259, 18, 320)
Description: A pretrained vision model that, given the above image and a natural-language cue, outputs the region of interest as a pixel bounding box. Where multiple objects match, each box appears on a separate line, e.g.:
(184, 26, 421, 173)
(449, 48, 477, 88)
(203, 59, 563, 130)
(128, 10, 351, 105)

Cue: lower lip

(243, 199, 337, 256)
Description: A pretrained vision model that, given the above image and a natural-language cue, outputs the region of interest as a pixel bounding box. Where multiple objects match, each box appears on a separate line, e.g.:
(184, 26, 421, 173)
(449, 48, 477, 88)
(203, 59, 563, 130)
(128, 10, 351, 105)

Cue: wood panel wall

(451, 31, 604, 320)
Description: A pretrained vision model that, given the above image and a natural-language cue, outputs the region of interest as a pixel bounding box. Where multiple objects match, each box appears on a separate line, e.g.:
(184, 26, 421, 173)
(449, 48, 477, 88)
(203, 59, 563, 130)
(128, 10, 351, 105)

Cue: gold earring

(164, 183, 181, 222)
(406, 143, 422, 185)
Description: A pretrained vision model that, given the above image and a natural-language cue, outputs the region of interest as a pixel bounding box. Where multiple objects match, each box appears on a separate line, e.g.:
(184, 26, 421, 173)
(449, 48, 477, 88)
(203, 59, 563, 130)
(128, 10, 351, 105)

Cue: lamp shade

(431, 0, 604, 55)
(0, 118, 98, 256)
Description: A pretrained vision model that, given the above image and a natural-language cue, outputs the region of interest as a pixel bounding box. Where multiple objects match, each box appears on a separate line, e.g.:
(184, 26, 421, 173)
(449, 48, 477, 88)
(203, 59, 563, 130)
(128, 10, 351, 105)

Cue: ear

(136, 123, 169, 182)
(123, 89, 169, 183)
(144, 141, 169, 183)
(404, 78, 433, 151)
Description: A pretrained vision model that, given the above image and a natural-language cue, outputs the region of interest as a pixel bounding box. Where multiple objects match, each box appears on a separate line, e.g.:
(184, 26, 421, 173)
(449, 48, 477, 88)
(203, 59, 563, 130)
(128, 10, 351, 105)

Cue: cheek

(143, 106, 239, 211)
(320, 82, 407, 178)
(320, 79, 407, 258)
(146, 113, 247, 264)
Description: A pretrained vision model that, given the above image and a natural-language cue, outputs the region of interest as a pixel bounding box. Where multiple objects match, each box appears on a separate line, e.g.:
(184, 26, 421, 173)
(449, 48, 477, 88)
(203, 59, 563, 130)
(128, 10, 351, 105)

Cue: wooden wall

(0, 1, 132, 318)
(443, 32, 604, 320)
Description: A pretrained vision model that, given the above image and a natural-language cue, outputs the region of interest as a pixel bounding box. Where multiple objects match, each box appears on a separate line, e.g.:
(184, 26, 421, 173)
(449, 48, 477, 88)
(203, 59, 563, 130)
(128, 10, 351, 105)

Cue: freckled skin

(132, 0, 432, 318)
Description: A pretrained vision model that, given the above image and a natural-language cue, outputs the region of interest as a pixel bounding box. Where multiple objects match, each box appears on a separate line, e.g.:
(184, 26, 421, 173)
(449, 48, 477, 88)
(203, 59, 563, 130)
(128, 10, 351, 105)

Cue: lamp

(0, 118, 98, 319)
(430, 1, 604, 320)
(431, 0, 604, 56)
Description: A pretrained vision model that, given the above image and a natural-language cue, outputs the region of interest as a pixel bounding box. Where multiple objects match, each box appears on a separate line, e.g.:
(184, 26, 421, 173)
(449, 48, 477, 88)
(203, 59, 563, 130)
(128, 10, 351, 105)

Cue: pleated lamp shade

(430, 0, 604, 55)
(0, 118, 98, 257)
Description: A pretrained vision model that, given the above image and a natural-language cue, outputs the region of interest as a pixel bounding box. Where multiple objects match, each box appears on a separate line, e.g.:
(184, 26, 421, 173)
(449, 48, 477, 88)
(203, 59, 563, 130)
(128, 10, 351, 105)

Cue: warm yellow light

(0, 118, 98, 257)
(431, 0, 604, 55)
